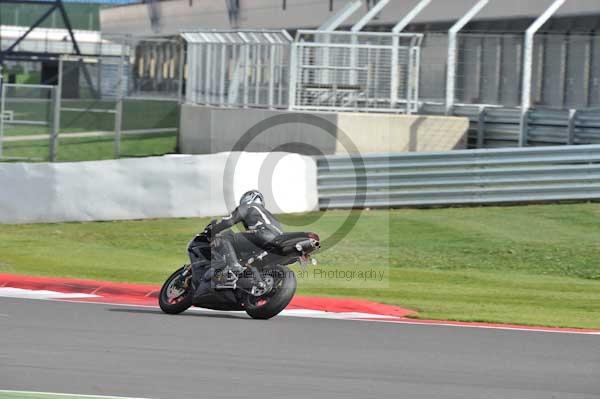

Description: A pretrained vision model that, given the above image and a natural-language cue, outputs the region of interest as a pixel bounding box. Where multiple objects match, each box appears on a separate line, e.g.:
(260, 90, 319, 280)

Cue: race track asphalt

(1, 297, 599, 399)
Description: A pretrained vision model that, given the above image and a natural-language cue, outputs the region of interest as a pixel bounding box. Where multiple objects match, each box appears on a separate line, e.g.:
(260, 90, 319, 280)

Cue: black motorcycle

(159, 222, 320, 319)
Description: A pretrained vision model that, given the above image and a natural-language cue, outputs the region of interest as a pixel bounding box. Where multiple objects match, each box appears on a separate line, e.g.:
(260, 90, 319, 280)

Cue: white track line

(0, 390, 151, 399)
(368, 318, 600, 336)
(53, 298, 600, 336)
(0, 287, 98, 300)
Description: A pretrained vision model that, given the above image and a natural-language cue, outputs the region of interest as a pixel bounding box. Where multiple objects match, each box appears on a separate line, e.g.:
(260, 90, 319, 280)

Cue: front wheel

(245, 265, 296, 320)
(159, 266, 193, 314)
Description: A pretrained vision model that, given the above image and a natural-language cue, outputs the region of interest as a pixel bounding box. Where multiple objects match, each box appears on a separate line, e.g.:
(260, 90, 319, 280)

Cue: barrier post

(477, 106, 486, 148)
(567, 109, 577, 145)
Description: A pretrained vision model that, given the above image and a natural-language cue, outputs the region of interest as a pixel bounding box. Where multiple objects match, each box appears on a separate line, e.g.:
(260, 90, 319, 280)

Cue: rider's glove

(202, 224, 213, 241)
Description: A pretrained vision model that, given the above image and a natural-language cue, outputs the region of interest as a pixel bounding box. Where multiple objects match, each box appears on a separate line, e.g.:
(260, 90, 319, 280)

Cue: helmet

(239, 190, 264, 206)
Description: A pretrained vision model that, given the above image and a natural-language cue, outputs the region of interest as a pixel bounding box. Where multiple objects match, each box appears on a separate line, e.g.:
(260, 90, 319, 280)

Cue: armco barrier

(421, 104, 600, 148)
(317, 145, 600, 209)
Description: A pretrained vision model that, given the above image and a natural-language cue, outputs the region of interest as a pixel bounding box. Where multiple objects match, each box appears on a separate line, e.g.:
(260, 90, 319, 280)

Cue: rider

(205, 189, 284, 286)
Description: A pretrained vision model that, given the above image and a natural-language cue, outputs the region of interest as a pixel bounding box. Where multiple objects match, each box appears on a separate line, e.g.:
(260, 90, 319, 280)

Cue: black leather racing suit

(210, 203, 284, 270)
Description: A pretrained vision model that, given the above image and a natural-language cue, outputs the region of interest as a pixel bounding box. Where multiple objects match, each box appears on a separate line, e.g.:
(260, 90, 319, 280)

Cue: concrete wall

(179, 105, 469, 156)
(0, 153, 318, 224)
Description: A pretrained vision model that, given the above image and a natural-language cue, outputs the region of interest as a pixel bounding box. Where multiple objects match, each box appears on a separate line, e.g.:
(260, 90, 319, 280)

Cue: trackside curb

(0, 273, 415, 317)
(2, 273, 600, 335)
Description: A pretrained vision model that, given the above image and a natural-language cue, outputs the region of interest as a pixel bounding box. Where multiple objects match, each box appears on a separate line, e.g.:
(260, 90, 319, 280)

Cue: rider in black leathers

(194, 190, 284, 287)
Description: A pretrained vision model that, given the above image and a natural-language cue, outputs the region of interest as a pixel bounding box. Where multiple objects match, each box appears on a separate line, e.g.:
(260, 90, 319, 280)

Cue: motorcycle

(158, 222, 320, 319)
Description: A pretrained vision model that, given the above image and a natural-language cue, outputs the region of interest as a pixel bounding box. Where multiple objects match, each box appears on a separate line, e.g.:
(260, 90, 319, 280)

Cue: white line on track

(50, 298, 600, 336)
(369, 318, 600, 336)
(0, 390, 151, 399)
(0, 288, 98, 300)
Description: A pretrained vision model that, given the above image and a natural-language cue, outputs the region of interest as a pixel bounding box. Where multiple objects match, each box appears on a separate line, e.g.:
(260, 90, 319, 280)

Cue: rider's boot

(214, 257, 244, 289)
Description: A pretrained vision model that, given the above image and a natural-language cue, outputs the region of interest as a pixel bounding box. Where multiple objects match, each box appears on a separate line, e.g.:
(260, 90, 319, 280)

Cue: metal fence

(0, 35, 182, 162)
(317, 145, 600, 209)
(289, 30, 422, 114)
(0, 83, 58, 161)
(182, 30, 292, 109)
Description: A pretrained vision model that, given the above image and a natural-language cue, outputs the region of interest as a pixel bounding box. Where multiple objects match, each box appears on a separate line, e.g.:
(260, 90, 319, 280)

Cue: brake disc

(250, 275, 274, 297)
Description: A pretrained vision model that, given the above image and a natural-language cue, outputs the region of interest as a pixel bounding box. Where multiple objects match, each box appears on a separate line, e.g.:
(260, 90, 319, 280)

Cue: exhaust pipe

(295, 239, 320, 253)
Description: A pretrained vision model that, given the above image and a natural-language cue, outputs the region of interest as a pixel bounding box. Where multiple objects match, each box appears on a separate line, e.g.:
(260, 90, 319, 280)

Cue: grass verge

(0, 204, 599, 328)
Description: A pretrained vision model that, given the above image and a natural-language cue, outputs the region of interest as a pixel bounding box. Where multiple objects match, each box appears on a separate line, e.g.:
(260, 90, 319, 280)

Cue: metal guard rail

(421, 104, 600, 148)
(317, 145, 600, 209)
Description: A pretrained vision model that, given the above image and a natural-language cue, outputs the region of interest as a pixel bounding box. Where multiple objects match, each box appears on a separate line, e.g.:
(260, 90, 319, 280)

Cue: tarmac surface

(1, 297, 599, 399)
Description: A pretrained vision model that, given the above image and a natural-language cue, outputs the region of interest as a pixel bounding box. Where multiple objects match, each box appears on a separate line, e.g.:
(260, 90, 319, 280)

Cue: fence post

(390, 34, 400, 110)
(268, 45, 276, 109)
(477, 106, 486, 148)
(288, 42, 298, 110)
(243, 45, 250, 108)
(177, 39, 186, 104)
(114, 45, 126, 159)
(219, 40, 227, 107)
(567, 108, 577, 145)
(445, 0, 490, 115)
(520, 0, 566, 147)
(391, 0, 432, 113)
(519, 108, 529, 147)
(49, 57, 63, 162)
(114, 99, 123, 158)
(0, 82, 5, 159)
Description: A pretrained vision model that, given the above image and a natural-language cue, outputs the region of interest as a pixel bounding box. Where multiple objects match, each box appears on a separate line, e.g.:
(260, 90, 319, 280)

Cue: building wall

(100, 0, 600, 37)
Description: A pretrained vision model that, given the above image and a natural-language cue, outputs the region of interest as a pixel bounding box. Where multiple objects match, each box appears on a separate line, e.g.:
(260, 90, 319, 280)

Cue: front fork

(179, 264, 193, 289)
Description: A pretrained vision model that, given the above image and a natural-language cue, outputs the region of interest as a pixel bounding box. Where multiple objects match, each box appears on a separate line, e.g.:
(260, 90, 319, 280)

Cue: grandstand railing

(317, 145, 600, 209)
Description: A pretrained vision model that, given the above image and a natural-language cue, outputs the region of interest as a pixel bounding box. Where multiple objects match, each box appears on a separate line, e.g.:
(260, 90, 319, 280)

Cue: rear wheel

(245, 265, 296, 320)
(159, 267, 193, 314)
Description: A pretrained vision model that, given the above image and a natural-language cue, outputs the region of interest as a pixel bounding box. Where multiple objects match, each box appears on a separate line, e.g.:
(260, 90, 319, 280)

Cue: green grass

(1, 204, 599, 328)
(0, 133, 177, 162)
(3, 99, 178, 136)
